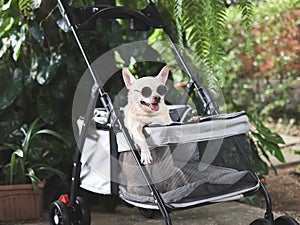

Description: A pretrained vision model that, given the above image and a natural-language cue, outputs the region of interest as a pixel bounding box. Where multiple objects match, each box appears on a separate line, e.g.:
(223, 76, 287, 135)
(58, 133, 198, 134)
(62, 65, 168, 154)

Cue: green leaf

(10, 152, 16, 184)
(26, 168, 42, 194)
(1, 0, 13, 11)
(12, 38, 22, 61)
(34, 129, 70, 146)
(29, 24, 44, 45)
(248, 113, 285, 144)
(12, 24, 27, 61)
(31, 0, 42, 9)
(32, 163, 65, 178)
(250, 138, 269, 176)
(263, 132, 285, 145)
(36, 52, 61, 84)
(252, 132, 285, 163)
(22, 118, 40, 155)
(56, 18, 71, 33)
(180, 0, 229, 82)
(257, 141, 278, 175)
(0, 17, 14, 38)
(13, 148, 24, 157)
(27, 168, 41, 183)
(0, 68, 23, 110)
(0, 143, 18, 151)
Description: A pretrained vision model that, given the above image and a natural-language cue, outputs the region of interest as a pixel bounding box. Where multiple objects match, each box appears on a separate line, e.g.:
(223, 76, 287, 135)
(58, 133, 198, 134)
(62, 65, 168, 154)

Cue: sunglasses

(134, 85, 168, 98)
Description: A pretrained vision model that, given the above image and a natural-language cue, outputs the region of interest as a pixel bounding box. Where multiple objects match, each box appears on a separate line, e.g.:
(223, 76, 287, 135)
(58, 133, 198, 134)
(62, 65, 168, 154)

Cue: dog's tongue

(150, 103, 159, 111)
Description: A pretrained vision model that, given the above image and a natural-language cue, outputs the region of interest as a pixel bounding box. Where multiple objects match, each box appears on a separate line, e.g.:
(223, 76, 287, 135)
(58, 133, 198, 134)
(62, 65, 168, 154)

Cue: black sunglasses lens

(157, 85, 168, 96)
(141, 86, 152, 97)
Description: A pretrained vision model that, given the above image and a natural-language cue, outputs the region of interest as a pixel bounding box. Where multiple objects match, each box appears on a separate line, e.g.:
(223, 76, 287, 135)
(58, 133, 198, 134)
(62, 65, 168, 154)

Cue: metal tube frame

(56, 1, 274, 224)
(260, 179, 274, 222)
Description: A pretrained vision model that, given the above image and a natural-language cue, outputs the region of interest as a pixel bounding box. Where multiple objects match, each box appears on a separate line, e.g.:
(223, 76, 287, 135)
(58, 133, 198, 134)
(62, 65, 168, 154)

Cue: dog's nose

(153, 96, 161, 103)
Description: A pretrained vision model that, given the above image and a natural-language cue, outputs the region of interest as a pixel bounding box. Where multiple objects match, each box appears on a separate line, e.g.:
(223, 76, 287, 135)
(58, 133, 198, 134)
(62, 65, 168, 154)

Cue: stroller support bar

(163, 27, 219, 115)
(100, 94, 173, 225)
(100, 92, 173, 224)
(58, 0, 105, 97)
(260, 181, 274, 222)
(69, 83, 99, 208)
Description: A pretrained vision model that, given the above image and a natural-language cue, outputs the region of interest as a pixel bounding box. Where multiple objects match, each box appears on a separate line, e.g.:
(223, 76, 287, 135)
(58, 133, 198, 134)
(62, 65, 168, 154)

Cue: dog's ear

(122, 68, 136, 89)
(156, 66, 169, 84)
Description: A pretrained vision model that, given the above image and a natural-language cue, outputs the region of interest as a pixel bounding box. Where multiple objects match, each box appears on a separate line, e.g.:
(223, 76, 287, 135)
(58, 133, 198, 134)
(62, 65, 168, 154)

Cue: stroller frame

(50, 1, 276, 225)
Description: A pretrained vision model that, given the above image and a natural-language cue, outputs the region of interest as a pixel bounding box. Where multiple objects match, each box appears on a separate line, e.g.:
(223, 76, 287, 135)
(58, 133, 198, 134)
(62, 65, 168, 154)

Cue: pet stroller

(49, 1, 299, 225)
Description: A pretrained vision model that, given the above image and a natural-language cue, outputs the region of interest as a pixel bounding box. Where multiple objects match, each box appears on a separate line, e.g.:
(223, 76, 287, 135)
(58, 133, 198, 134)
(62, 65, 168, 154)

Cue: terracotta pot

(0, 181, 45, 221)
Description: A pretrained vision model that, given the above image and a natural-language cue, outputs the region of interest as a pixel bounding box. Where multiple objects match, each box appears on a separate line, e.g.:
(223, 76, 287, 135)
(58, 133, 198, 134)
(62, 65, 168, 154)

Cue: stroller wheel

(138, 208, 156, 219)
(49, 201, 71, 225)
(274, 216, 300, 225)
(74, 197, 91, 225)
(250, 218, 272, 225)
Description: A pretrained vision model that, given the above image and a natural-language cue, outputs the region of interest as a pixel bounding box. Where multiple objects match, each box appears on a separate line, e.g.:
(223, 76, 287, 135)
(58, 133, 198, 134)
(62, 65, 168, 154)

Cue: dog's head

(122, 66, 169, 114)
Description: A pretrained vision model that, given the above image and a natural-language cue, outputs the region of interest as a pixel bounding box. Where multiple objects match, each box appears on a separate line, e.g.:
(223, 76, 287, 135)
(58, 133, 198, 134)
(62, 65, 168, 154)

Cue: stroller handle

(58, 0, 166, 31)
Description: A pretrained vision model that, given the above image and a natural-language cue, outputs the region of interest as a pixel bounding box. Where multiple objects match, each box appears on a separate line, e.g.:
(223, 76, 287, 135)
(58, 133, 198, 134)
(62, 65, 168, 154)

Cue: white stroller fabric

(116, 111, 249, 151)
(80, 129, 112, 194)
(80, 111, 259, 208)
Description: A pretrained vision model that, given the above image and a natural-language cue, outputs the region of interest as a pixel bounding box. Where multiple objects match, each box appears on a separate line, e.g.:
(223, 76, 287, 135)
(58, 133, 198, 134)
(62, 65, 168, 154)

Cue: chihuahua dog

(122, 66, 172, 165)
(121, 66, 188, 194)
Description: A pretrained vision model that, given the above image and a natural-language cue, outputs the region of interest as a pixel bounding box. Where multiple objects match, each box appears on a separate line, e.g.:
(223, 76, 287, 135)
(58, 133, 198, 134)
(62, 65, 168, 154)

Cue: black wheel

(49, 201, 71, 225)
(250, 218, 272, 225)
(138, 208, 156, 219)
(74, 197, 91, 225)
(274, 216, 300, 225)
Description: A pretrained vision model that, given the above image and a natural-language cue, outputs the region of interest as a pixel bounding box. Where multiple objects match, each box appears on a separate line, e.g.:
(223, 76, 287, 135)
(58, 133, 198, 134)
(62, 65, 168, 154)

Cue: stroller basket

(80, 110, 259, 209)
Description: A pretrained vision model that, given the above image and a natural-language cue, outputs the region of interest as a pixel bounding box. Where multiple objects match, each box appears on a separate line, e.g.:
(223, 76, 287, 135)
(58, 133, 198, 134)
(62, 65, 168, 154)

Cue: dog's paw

(140, 150, 153, 165)
(187, 116, 201, 123)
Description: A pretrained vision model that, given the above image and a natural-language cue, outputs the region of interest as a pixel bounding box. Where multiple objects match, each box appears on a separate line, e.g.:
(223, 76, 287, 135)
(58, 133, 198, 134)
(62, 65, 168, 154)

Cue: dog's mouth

(140, 101, 160, 111)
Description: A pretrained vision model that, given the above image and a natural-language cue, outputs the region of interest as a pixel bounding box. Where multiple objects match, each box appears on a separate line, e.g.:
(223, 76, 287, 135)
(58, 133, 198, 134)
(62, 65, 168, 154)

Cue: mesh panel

(118, 134, 258, 205)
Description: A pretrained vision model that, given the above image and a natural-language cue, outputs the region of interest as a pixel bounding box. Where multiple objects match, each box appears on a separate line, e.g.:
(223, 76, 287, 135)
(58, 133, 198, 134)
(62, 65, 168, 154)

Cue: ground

(262, 163, 300, 221)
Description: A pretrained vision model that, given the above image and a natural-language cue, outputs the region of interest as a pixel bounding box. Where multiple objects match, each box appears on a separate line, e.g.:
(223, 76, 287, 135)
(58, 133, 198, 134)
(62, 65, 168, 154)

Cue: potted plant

(0, 118, 68, 222)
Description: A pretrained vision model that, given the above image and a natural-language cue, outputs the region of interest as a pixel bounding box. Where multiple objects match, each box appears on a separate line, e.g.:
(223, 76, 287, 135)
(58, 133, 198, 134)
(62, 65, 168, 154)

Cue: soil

(262, 163, 300, 221)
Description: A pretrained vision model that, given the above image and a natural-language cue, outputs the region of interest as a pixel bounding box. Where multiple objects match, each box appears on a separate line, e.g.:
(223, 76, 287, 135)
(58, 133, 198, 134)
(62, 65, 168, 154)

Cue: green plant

(248, 113, 285, 176)
(222, 0, 300, 121)
(0, 118, 68, 192)
(220, 0, 300, 176)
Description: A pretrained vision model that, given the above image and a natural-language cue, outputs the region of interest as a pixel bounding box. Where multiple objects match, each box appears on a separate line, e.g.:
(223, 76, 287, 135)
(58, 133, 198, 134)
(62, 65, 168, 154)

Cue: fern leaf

(174, 0, 183, 45)
(237, 0, 254, 55)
